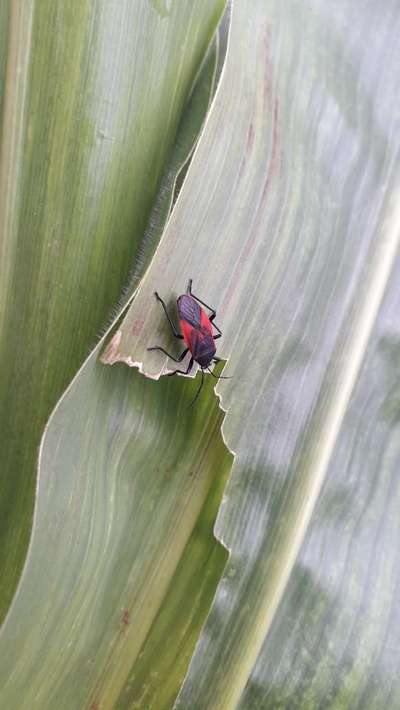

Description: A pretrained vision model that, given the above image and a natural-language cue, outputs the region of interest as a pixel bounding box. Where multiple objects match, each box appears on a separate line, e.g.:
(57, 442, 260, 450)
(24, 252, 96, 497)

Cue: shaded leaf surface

(239, 259, 400, 709)
(0, 355, 231, 708)
(0, 6, 227, 707)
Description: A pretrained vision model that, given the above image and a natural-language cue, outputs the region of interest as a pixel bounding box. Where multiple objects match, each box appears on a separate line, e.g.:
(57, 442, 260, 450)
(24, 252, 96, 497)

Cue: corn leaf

(105, 0, 400, 707)
(0, 2, 227, 707)
(2, 0, 400, 708)
(0, 0, 225, 620)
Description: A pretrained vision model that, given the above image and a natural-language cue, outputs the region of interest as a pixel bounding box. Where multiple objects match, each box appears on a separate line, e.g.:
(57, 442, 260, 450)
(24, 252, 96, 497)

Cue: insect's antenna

(187, 368, 205, 408)
(207, 367, 232, 380)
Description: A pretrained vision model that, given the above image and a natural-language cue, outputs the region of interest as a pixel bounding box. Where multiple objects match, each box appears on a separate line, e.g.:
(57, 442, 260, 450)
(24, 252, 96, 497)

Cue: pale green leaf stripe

(0, 1, 12, 118)
(0, 1, 34, 328)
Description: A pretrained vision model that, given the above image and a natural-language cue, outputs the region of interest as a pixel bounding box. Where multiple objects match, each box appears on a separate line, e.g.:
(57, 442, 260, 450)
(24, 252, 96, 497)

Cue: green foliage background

(1, 1, 400, 709)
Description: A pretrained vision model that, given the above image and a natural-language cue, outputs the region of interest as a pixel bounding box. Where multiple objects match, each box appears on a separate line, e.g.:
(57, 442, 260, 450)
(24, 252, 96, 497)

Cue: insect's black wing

(190, 331, 216, 367)
(177, 294, 201, 328)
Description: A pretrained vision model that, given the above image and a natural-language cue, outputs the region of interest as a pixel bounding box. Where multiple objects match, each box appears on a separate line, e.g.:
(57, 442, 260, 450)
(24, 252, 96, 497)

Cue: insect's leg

(188, 368, 205, 408)
(209, 317, 222, 339)
(187, 280, 222, 339)
(167, 357, 194, 377)
(187, 281, 216, 318)
(147, 347, 188, 363)
(154, 292, 183, 339)
(207, 366, 232, 380)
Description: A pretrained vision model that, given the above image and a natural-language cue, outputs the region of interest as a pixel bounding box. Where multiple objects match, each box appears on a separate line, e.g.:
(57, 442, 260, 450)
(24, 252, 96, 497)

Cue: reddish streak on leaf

(237, 151, 248, 182)
(131, 317, 145, 337)
(246, 123, 255, 152)
(222, 26, 281, 313)
(237, 122, 255, 182)
(121, 609, 130, 627)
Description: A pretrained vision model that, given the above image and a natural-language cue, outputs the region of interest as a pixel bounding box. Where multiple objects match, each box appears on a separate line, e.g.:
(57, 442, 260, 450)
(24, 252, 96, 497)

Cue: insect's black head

(195, 352, 215, 368)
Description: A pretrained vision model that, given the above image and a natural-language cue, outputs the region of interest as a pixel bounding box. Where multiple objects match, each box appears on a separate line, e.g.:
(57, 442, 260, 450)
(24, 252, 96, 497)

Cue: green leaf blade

(103, 1, 400, 707)
(0, 0, 225, 620)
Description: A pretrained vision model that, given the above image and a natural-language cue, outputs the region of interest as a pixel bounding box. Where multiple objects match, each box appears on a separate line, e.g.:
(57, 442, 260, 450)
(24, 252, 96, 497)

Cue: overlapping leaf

(105, 0, 400, 707)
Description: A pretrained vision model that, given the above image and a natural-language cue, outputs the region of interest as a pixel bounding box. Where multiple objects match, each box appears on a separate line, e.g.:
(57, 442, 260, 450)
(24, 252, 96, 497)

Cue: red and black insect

(147, 279, 229, 404)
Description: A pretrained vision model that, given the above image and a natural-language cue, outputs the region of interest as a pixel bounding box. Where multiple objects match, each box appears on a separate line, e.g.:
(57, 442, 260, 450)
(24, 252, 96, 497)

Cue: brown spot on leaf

(121, 609, 130, 627)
